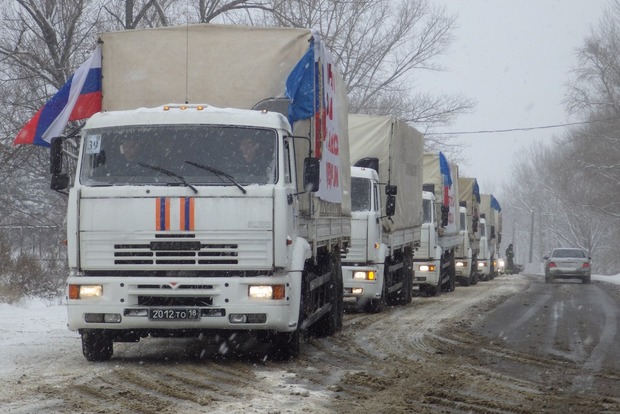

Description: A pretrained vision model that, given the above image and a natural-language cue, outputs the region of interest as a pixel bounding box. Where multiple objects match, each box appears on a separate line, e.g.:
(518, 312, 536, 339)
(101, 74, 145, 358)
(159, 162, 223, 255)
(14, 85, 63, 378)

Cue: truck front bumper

(477, 260, 490, 277)
(455, 259, 471, 277)
(66, 274, 298, 334)
(341, 265, 382, 308)
(412, 260, 440, 285)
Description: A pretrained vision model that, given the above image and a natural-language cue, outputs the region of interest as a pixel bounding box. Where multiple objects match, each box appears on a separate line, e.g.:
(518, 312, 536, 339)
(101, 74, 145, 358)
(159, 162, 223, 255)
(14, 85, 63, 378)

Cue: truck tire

(405, 253, 413, 304)
(398, 255, 414, 305)
(272, 329, 300, 360)
(426, 277, 441, 297)
(312, 250, 343, 336)
(459, 275, 471, 287)
(470, 268, 479, 285)
(81, 330, 113, 362)
(365, 263, 388, 313)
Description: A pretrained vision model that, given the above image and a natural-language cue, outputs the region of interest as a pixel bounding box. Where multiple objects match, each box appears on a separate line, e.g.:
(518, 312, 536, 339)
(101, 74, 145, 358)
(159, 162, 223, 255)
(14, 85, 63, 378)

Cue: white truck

(413, 152, 461, 296)
(478, 194, 502, 280)
(48, 24, 351, 361)
(341, 114, 423, 312)
(455, 177, 481, 286)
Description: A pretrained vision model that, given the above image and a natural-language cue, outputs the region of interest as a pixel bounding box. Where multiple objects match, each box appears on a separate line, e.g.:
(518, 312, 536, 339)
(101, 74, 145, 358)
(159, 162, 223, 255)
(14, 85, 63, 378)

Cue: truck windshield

(79, 125, 277, 186)
(351, 177, 371, 212)
(422, 199, 433, 223)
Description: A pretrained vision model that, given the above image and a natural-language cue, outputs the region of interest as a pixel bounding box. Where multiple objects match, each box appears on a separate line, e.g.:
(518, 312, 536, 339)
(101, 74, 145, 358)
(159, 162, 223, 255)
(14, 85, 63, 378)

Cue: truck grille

(137, 296, 213, 307)
(114, 243, 239, 265)
(341, 238, 367, 263)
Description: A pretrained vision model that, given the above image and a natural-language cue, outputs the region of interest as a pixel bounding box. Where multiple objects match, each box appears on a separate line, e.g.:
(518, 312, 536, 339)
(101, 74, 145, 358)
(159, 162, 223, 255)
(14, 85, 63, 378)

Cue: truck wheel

(365, 272, 387, 313)
(403, 255, 414, 304)
(426, 277, 441, 297)
(81, 330, 113, 362)
(460, 275, 471, 287)
(448, 274, 456, 292)
(470, 269, 479, 285)
(271, 329, 300, 360)
(312, 250, 343, 336)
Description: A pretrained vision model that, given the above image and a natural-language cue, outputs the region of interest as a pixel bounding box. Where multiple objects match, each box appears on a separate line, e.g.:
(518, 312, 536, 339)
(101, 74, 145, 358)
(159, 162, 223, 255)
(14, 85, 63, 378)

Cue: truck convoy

(48, 24, 351, 361)
(341, 114, 423, 312)
(478, 194, 502, 281)
(413, 152, 460, 296)
(455, 177, 481, 286)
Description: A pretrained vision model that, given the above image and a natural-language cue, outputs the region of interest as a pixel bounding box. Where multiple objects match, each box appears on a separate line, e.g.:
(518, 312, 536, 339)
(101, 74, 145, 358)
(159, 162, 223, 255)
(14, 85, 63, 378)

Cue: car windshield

(79, 124, 277, 186)
(552, 249, 586, 258)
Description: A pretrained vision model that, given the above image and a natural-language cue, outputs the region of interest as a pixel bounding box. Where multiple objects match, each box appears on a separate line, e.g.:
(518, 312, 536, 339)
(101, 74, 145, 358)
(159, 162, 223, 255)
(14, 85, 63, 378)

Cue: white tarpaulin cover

(423, 153, 460, 236)
(348, 114, 423, 232)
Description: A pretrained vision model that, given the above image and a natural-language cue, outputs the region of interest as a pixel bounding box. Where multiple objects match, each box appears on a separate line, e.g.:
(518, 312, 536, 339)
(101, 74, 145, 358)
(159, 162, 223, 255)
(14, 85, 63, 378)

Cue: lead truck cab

(59, 105, 330, 360)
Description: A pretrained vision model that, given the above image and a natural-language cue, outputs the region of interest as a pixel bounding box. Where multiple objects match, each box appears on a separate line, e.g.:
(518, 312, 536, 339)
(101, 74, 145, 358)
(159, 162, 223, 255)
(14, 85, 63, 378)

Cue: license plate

(149, 308, 201, 321)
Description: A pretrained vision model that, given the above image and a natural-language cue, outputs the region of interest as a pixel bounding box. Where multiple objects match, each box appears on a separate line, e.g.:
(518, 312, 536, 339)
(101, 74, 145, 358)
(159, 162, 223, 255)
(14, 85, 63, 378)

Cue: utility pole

(528, 210, 534, 263)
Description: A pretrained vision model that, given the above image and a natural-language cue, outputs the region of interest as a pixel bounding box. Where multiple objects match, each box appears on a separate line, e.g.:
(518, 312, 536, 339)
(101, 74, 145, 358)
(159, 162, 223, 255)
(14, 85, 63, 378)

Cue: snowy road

(1, 273, 619, 413)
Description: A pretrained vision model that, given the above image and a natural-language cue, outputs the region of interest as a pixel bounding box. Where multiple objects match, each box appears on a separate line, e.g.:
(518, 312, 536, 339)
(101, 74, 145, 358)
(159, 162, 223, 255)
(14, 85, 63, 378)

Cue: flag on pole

(14, 45, 102, 147)
(438, 151, 452, 205)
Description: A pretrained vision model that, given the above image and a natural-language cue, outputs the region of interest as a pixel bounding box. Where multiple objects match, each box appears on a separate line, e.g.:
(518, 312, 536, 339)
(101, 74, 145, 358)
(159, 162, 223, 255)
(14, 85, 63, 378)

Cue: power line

(425, 118, 619, 135)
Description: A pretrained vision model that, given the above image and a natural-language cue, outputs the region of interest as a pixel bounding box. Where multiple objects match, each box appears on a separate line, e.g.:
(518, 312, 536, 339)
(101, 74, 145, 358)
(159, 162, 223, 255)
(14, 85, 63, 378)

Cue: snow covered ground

(0, 273, 620, 414)
(2, 273, 618, 376)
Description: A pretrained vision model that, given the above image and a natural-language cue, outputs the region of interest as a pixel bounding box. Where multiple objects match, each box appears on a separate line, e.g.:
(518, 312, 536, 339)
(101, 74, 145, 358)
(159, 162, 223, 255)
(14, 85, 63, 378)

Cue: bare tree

(255, 0, 475, 134)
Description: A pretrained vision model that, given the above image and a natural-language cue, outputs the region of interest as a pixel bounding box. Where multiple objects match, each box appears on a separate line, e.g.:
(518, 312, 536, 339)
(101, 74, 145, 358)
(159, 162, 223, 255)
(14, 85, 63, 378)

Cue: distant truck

(341, 114, 423, 312)
(48, 24, 352, 361)
(478, 194, 502, 280)
(413, 152, 460, 296)
(455, 177, 481, 286)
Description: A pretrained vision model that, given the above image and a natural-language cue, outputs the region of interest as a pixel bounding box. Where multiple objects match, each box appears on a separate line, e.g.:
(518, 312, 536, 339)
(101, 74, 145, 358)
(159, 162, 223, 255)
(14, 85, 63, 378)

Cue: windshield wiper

(137, 163, 198, 194)
(184, 161, 246, 194)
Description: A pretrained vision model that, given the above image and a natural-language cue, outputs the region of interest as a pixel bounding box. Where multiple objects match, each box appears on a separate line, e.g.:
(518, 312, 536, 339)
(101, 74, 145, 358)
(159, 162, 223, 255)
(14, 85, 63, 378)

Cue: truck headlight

(248, 285, 285, 300)
(418, 265, 435, 272)
(455, 261, 466, 268)
(69, 284, 103, 299)
(498, 259, 505, 267)
(353, 271, 375, 280)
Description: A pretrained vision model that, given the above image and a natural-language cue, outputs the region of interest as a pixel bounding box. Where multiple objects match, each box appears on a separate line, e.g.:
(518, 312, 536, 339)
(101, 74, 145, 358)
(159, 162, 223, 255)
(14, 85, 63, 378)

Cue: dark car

(543, 248, 591, 284)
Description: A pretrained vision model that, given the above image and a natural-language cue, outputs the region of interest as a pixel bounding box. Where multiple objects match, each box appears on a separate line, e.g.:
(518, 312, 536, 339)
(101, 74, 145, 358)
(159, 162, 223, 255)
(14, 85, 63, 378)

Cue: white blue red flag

(285, 32, 342, 203)
(14, 45, 102, 147)
(438, 151, 452, 205)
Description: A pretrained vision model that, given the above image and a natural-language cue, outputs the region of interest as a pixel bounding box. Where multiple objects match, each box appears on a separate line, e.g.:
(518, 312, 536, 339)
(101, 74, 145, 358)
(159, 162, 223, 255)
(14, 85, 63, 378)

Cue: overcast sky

(420, 0, 609, 196)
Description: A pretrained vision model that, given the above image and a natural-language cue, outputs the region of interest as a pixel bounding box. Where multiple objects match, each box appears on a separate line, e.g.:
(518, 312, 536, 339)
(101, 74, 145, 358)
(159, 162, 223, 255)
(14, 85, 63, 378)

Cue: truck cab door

(368, 181, 382, 261)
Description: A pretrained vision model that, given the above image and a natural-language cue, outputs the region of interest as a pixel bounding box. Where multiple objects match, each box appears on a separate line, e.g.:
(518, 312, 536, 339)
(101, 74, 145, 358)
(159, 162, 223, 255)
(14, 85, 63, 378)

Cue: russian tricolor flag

(14, 45, 102, 147)
(438, 151, 452, 206)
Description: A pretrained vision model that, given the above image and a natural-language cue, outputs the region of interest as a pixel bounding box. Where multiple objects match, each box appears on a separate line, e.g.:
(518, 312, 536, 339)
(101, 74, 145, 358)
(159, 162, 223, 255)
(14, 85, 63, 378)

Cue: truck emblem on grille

(168, 282, 179, 289)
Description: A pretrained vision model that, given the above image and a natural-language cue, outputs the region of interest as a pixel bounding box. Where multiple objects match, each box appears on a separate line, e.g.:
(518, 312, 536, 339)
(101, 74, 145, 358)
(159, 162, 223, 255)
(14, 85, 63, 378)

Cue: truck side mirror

(50, 137, 64, 174)
(441, 205, 449, 227)
(50, 137, 69, 190)
(303, 157, 320, 193)
(51, 174, 70, 191)
(385, 184, 397, 196)
(386, 195, 396, 217)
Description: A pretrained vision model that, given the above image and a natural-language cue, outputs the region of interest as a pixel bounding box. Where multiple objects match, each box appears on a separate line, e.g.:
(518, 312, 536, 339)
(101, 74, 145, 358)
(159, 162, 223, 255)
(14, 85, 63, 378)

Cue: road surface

(2, 274, 619, 413)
